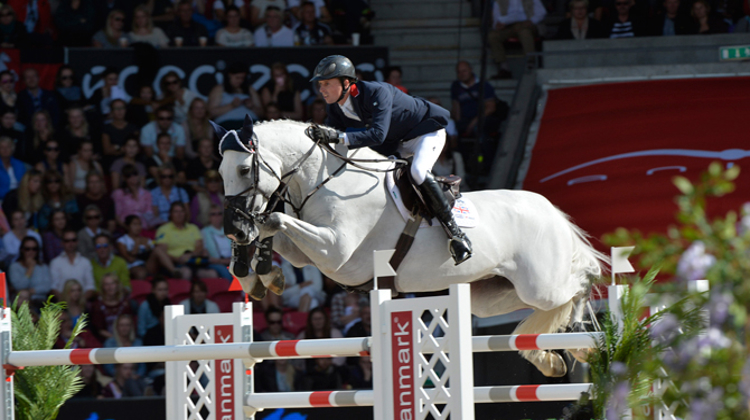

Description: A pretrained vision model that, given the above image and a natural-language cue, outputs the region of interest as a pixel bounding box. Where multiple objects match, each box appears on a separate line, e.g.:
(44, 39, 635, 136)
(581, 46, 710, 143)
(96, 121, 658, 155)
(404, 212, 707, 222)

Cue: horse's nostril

(235, 230, 246, 241)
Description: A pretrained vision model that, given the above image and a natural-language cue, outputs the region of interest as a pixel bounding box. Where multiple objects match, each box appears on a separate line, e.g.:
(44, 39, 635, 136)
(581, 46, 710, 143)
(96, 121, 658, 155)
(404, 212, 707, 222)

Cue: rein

(228, 124, 408, 224)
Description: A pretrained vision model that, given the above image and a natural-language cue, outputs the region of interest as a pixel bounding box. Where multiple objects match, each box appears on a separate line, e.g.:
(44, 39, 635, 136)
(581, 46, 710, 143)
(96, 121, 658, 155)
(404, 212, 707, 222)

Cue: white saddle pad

(385, 171, 479, 228)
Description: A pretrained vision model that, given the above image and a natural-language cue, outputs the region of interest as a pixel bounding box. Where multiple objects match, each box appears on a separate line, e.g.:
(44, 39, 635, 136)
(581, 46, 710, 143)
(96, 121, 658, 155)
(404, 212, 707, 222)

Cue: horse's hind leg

(567, 291, 594, 364)
(513, 299, 575, 378)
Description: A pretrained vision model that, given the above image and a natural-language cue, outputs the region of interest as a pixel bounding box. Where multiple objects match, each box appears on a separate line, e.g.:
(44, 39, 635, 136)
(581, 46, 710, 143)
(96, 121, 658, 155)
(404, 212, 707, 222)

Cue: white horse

(217, 118, 607, 377)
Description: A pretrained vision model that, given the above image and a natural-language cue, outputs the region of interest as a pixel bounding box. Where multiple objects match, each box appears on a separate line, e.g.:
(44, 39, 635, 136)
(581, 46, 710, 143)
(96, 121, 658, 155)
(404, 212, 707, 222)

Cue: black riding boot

(419, 173, 473, 265)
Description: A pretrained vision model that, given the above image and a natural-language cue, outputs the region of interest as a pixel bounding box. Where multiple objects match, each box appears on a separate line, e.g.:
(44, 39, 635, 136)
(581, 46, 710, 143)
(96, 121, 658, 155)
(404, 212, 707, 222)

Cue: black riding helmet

(310, 55, 358, 102)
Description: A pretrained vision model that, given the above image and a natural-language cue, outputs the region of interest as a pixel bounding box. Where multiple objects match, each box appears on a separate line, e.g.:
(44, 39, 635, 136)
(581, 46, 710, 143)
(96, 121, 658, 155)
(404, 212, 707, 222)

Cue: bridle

(224, 124, 408, 226)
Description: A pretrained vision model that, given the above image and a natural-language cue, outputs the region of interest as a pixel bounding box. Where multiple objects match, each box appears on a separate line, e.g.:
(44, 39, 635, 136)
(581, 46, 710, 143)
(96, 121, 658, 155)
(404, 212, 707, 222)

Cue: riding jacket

(325, 81, 450, 157)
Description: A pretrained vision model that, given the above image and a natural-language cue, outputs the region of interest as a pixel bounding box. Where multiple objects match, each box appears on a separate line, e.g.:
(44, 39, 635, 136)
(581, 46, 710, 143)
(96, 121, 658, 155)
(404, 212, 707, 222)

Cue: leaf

(672, 176, 694, 195)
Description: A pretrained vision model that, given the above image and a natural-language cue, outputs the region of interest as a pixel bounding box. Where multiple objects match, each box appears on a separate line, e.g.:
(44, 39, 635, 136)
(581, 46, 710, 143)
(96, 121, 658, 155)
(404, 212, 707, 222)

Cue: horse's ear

(241, 114, 254, 143)
(210, 120, 228, 144)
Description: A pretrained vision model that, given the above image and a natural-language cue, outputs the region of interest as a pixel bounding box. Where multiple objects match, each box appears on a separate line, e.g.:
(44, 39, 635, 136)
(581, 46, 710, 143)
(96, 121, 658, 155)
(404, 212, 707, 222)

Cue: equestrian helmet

(310, 55, 357, 82)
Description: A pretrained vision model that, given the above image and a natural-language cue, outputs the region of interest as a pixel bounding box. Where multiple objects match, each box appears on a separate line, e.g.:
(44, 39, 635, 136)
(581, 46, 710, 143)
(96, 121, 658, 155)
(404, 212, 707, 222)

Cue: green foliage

(597, 162, 750, 419)
(11, 299, 88, 420)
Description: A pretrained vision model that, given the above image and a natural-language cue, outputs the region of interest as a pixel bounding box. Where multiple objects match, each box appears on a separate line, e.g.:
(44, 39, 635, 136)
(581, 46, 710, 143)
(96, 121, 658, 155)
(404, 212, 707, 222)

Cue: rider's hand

(309, 126, 341, 144)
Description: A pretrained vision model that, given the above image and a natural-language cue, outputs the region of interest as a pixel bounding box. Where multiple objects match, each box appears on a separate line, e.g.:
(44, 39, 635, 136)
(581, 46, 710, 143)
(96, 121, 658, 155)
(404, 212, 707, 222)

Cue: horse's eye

(239, 167, 250, 176)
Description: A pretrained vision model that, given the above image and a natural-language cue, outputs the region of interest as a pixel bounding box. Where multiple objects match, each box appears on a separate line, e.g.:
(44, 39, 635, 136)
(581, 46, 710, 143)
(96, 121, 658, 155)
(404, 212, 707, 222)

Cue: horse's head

(215, 116, 281, 245)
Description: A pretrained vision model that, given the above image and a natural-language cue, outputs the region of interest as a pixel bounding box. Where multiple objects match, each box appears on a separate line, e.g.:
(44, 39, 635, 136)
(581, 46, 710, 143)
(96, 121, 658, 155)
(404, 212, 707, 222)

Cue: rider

(308, 55, 473, 265)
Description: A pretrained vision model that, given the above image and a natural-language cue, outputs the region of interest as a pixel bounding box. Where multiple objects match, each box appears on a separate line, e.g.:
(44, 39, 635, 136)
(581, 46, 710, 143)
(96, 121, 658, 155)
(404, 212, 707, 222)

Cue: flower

(649, 312, 680, 346)
(676, 241, 716, 282)
(605, 381, 630, 420)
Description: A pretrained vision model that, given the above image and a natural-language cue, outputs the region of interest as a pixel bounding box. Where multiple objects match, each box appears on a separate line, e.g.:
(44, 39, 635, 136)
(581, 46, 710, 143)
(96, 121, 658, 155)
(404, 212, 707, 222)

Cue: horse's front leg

(258, 212, 348, 273)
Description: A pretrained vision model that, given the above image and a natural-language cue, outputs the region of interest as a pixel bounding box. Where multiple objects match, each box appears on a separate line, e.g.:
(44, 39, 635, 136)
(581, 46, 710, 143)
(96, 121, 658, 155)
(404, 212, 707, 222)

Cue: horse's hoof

(537, 351, 567, 378)
(249, 280, 267, 300)
(568, 348, 592, 364)
(265, 266, 286, 296)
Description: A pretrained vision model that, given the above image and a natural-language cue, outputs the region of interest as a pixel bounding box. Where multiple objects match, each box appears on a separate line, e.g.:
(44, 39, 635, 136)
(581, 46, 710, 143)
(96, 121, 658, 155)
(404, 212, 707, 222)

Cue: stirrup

(448, 235, 473, 266)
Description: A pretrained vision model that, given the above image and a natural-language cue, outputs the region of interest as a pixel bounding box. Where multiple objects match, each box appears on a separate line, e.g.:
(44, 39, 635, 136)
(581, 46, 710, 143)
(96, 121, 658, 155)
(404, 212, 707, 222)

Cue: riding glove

(310, 126, 342, 144)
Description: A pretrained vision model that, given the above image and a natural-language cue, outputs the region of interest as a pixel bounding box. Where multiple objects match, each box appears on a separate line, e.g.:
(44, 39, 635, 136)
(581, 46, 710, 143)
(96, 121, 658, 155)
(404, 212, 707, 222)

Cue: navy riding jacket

(325, 81, 450, 157)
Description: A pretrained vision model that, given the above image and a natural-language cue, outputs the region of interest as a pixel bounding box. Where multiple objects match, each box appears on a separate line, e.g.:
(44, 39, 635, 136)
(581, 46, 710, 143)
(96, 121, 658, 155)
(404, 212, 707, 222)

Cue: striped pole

(244, 384, 592, 410)
(6, 337, 371, 367)
(5, 332, 603, 367)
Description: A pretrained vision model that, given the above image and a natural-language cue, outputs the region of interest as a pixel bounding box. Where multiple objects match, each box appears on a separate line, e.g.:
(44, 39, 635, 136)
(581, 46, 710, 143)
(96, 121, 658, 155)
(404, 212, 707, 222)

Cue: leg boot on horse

(419, 172, 473, 265)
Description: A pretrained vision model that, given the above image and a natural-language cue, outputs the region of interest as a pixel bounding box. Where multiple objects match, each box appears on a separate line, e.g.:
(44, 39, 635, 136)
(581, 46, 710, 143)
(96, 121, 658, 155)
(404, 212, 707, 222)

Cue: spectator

(687, 0, 728, 33)
(280, 258, 325, 312)
(166, 0, 209, 47)
(649, 0, 691, 35)
(7, 0, 53, 44)
(179, 279, 220, 314)
(154, 202, 216, 280)
(67, 141, 103, 195)
(254, 6, 294, 47)
(140, 105, 186, 159)
(18, 68, 61, 129)
(103, 314, 145, 377)
(148, 0, 176, 24)
(289, 0, 331, 22)
(0, 111, 23, 147)
(329, 291, 366, 330)
(126, 85, 157, 127)
(255, 359, 297, 392)
(3, 173, 43, 233)
(88, 67, 125, 120)
(199, 203, 232, 279)
(347, 356, 372, 389)
(129, 5, 169, 48)
(190, 168, 223, 224)
(90, 234, 130, 291)
(0, 5, 28, 49)
(101, 363, 144, 398)
(8, 236, 50, 300)
(77, 172, 116, 232)
(344, 299, 370, 337)
(116, 215, 156, 280)
(151, 163, 190, 223)
(42, 209, 66, 263)
(558, 0, 608, 38)
(72, 365, 105, 399)
(112, 163, 160, 229)
(54, 66, 89, 117)
(607, 0, 646, 37)
(3, 210, 42, 262)
(93, 0, 132, 30)
(384, 66, 408, 94)
(102, 99, 139, 160)
(88, 272, 131, 342)
(20, 110, 54, 163)
(35, 140, 68, 177)
(297, 307, 345, 366)
(293, 1, 333, 46)
(60, 278, 86, 328)
(92, 9, 131, 47)
(261, 63, 303, 121)
(54, 0, 96, 47)
(259, 306, 295, 341)
(186, 141, 220, 196)
(158, 71, 198, 125)
(137, 277, 170, 337)
(0, 71, 17, 115)
(298, 358, 345, 391)
(309, 98, 326, 125)
(144, 132, 185, 187)
(208, 62, 262, 129)
(38, 169, 78, 231)
(0, 137, 27, 201)
(110, 138, 147, 192)
(49, 228, 96, 300)
(77, 204, 111, 260)
(215, 5, 253, 47)
(487, 0, 546, 79)
(183, 98, 213, 158)
(264, 102, 282, 120)
(60, 106, 98, 160)
(450, 61, 500, 138)
(248, 0, 287, 27)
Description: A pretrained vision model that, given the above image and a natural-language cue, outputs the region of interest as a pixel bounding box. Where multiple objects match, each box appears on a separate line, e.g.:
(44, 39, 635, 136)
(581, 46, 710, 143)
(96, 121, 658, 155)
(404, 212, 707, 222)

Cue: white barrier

(1, 280, 701, 420)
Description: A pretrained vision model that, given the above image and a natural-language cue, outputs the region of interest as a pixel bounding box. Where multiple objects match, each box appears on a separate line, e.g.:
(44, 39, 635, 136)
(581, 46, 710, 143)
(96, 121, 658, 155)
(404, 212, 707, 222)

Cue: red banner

(215, 324, 235, 419)
(523, 77, 750, 248)
(391, 311, 414, 420)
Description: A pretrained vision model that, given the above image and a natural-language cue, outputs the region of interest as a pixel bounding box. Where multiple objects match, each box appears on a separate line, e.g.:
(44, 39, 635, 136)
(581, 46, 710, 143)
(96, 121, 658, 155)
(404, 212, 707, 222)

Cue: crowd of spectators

(0, 0, 374, 49)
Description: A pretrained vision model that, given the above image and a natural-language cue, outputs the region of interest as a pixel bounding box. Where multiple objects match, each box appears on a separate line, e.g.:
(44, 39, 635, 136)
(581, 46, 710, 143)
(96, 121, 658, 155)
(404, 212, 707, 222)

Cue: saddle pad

(386, 170, 479, 228)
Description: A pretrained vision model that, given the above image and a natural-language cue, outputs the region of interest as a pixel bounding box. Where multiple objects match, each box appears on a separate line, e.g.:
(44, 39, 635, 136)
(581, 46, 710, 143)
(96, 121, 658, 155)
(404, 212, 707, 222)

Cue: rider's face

(318, 78, 345, 105)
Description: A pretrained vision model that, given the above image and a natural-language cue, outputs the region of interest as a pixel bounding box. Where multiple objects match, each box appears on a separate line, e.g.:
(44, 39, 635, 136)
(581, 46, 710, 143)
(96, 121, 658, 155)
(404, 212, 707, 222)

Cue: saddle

(393, 160, 463, 221)
(341, 161, 463, 295)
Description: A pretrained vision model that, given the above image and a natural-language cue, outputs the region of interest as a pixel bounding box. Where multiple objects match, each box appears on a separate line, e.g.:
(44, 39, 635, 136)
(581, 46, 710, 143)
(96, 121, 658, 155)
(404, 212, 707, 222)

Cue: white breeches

(397, 129, 446, 185)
